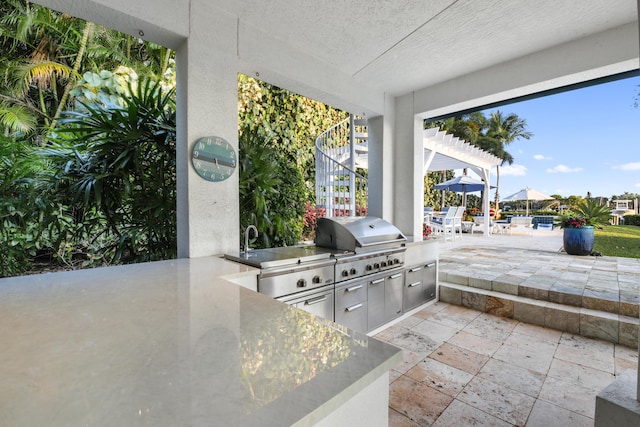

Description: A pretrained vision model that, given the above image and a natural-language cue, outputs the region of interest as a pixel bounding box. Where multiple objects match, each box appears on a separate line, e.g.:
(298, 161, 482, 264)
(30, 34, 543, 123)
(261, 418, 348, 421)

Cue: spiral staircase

(315, 115, 368, 217)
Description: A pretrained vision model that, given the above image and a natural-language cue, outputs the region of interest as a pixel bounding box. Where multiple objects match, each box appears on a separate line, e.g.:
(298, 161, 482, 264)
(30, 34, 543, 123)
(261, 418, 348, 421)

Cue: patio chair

(431, 207, 456, 241)
(509, 216, 534, 235)
(452, 206, 465, 240)
(472, 215, 489, 234)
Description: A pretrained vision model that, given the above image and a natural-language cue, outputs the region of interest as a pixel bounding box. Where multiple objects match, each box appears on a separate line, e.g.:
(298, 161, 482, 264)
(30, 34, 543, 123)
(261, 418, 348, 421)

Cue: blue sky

(476, 74, 640, 200)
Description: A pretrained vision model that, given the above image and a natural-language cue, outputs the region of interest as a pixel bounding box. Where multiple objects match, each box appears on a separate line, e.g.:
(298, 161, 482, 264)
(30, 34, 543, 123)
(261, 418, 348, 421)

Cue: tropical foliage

(555, 198, 612, 229)
(428, 111, 532, 212)
(237, 75, 347, 248)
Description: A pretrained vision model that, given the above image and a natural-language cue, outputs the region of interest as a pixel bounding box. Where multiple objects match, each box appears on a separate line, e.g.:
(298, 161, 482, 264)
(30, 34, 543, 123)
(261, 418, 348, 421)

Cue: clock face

(191, 136, 237, 182)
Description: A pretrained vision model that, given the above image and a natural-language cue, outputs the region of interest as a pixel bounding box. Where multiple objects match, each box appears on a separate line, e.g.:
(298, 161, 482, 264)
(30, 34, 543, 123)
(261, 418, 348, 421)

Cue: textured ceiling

(218, 0, 638, 96)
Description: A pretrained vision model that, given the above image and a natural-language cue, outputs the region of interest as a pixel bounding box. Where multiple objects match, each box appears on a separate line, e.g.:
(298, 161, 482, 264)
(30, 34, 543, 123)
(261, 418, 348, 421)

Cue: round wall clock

(191, 136, 237, 182)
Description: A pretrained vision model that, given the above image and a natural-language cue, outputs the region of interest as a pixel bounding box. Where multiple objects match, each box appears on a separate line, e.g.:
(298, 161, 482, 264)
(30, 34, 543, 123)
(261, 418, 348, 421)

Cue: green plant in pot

(555, 199, 611, 255)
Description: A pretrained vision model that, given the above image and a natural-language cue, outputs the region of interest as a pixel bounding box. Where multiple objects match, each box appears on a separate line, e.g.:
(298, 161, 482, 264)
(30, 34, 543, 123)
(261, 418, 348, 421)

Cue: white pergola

(422, 127, 503, 235)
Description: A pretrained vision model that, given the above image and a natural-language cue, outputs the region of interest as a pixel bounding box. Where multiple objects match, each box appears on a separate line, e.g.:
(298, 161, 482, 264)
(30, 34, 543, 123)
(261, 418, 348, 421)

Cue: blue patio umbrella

(433, 175, 495, 193)
(434, 175, 495, 207)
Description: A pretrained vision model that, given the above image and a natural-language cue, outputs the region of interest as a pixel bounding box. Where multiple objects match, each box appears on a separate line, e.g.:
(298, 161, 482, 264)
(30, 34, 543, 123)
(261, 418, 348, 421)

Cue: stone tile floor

(376, 302, 638, 426)
(375, 230, 640, 427)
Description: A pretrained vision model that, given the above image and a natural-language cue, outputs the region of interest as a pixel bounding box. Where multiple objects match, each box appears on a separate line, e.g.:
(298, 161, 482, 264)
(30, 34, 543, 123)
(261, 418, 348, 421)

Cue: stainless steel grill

(224, 216, 407, 323)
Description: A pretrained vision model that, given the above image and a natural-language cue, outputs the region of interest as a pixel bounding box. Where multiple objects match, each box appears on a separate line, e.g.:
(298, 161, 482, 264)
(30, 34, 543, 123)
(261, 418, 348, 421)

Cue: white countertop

(0, 256, 401, 426)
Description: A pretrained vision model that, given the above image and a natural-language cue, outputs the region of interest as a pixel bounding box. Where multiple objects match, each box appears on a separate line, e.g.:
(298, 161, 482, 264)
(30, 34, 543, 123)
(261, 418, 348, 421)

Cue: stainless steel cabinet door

(336, 300, 368, 333)
(384, 272, 404, 322)
(367, 276, 385, 331)
(295, 288, 335, 321)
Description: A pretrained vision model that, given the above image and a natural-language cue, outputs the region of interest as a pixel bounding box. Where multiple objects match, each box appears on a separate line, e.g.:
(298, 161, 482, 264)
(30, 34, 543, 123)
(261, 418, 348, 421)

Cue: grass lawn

(594, 225, 640, 258)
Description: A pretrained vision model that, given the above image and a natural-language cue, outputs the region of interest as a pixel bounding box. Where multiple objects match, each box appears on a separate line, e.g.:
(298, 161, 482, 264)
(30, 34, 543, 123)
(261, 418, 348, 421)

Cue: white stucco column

(392, 94, 423, 240)
(367, 94, 395, 221)
(176, 1, 240, 258)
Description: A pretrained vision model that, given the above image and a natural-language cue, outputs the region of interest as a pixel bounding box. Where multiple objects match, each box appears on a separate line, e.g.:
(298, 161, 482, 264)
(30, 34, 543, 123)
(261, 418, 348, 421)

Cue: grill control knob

(393, 258, 400, 264)
(341, 269, 349, 277)
(350, 268, 357, 276)
(312, 275, 321, 284)
(297, 279, 307, 288)
(380, 261, 387, 268)
(366, 264, 373, 271)
(373, 263, 380, 269)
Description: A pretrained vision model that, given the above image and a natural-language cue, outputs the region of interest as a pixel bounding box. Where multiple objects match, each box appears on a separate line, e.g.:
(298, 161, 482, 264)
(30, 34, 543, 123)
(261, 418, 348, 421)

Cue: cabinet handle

(426, 263, 436, 268)
(370, 278, 384, 285)
(304, 295, 327, 305)
(346, 284, 363, 292)
(389, 273, 402, 279)
(408, 282, 421, 288)
(345, 303, 363, 312)
(409, 267, 422, 272)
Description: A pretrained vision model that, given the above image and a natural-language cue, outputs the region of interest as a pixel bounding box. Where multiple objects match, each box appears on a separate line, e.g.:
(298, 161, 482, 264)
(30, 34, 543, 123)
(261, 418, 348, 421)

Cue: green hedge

(623, 214, 640, 226)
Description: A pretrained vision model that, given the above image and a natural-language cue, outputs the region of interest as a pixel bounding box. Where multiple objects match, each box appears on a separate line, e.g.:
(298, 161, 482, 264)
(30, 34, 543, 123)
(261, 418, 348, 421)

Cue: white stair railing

(315, 114, 368, 218)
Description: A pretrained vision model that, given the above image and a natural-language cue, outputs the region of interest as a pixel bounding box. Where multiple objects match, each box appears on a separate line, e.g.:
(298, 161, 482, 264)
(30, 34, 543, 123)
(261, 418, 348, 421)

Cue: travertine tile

(579, 309, 618, 343)
(461, 290, 487, 312)
(462, 316, 513, 343)
(486, 295, 514, 318)
(391, 348, 428, 374)
(457, 376, 536, 426)
(469, 276, 493, 290)
(388, 408, 421, 427)
(477, 358, 546, 398)
(492, 343, 555, 375)
(447, 330, 502, 357)
(389, 375, 453, 426)
(618, 315, 639, 348)
(389, 369, 403, 384)
(554, 343, 615, 373)
(491, 275, 522, 295)
(429, 342, 489, 375)
(538, 376, 597, 418)
(526, 399, 593, 427)
(431, 399, 512, 427)
(513, 300, 546, 327)
(475, 312, 519, 331)
(513, 321, 562, 343)
(410, 319, 458, 343)
(582, 290, 619, 314)
(547, 358, 615, 393)
(389, 330, 441, 355)
(548, 284, 583, 307)
(374, 324, 407, 342)
(428, 304, 480, 330)
(394, 315, 424, 329)
(503, 331, 558, 355)
(438, 286, 461, 305)
(544, 303, 580, 334)
(405, 357, 473, 397)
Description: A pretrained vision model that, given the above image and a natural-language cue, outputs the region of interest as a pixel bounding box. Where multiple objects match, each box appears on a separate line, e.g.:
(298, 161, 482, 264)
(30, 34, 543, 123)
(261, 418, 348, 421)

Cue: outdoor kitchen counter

(0, 256, 401, 426)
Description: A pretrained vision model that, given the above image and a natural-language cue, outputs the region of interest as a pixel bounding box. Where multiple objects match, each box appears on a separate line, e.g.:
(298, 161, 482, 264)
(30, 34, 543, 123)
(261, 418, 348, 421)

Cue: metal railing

(315, 115, 368, 218)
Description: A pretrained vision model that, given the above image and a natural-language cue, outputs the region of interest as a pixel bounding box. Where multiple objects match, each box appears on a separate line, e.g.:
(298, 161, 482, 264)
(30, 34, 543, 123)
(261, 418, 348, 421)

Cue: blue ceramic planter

(563, 226, 594, 255)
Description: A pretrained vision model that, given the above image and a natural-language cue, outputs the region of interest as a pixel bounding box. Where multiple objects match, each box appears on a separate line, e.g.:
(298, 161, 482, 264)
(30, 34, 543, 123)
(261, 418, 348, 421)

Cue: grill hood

(315, 216, 406, 253)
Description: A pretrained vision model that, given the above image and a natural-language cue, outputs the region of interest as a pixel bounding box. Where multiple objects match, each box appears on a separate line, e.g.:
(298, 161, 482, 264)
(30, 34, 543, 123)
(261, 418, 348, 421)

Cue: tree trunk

(50, 21, 94, 129)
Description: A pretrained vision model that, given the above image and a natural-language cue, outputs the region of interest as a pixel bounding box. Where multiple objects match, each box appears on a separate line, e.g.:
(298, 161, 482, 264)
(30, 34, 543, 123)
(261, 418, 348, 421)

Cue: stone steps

(439, 281, 639, 348)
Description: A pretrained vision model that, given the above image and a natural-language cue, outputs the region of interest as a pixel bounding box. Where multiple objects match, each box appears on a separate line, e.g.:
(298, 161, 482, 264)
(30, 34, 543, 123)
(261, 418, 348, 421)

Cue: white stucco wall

(175, 1, 240, 257)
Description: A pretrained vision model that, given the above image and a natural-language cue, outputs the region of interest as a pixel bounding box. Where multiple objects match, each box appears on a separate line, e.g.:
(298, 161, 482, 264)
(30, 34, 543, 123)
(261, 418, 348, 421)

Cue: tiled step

(440, 266, 639, 318)
(439, 281, 639, 348)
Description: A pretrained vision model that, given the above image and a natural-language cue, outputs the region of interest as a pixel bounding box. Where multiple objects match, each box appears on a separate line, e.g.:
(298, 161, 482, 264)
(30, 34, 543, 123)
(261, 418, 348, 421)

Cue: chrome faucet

(244, 225, 258, 254)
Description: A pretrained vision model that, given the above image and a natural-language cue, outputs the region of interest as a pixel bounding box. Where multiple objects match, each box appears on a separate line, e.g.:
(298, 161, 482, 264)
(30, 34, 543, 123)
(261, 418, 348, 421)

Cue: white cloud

(613, 162, 640, 171)
(635, 182, 640, 188)
(501, 164, 527, 176)
(546, 164, 583, 173)
(533, 154, 551, 160)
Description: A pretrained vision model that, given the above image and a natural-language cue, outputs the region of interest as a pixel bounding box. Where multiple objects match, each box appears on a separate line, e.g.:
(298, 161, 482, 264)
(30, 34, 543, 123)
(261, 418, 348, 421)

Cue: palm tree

(475, 111, 532, 211)
(0, 0, 174, 136)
